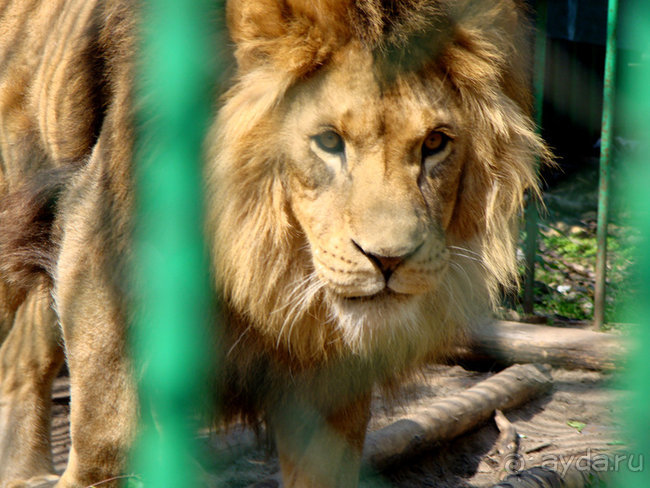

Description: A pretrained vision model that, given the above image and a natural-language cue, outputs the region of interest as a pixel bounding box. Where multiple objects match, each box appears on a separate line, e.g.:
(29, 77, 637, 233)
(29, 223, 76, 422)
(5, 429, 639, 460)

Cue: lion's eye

(422, 131, 449, 158)
(313, 130, 345, 154)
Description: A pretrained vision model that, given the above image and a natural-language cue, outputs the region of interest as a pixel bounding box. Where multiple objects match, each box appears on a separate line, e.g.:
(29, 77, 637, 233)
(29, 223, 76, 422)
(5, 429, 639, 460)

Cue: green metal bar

(593, 0, 619, 329)
(618, 2, 650, 485)
(132, 0, 216, 485)
(523, 0, 548, 316)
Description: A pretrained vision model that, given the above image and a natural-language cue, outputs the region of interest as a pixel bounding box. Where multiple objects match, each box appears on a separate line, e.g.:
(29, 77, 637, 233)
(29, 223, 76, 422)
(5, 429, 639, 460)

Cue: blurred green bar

(523, 0, 548, 316)
(133, 0, 216, 486)
(594, 0, 619, 329)
(618, 1, 650, 486)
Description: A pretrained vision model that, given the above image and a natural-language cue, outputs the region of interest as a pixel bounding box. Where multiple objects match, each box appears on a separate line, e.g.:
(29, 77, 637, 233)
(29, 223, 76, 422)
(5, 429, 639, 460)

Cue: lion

(0, 0, 546, 487)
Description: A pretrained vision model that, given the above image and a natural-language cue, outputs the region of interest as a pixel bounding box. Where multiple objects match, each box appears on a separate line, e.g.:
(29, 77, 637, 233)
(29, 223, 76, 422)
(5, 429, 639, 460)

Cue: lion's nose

(368, 254, 404, 282)
(352, 240, 416, 282)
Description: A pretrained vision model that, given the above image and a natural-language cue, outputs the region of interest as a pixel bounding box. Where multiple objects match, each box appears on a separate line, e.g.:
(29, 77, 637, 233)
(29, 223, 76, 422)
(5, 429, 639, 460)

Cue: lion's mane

(207, 0, 547, 391)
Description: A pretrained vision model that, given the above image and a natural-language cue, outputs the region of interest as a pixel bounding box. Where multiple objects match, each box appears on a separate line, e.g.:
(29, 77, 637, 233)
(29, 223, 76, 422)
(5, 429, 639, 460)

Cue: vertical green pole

(523, 0, 548, 316)
(133, 0, 215, 486)
(593, 0, 619, 329)
(619, 2, 650, 485)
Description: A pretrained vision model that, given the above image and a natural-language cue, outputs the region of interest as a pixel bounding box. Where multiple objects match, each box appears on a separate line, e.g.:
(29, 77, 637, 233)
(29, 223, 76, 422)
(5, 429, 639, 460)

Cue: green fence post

(132, 0, 216, 486)
(593, 0, 619, 329)
(618, 1, 650, 486)
(523, 0, 548, 316)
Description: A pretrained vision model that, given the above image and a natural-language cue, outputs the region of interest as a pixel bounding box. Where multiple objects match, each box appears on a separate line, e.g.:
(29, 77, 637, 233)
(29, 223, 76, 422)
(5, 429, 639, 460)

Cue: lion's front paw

(2, 474, 59, 488)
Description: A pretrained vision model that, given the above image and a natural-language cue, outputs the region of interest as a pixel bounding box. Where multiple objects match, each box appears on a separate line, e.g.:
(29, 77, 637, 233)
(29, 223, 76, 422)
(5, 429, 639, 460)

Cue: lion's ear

(226, 0, 353, 41)
(226, 0, 353, 73)
(226, 0, 288, 46)
(285, 0, 355, 30)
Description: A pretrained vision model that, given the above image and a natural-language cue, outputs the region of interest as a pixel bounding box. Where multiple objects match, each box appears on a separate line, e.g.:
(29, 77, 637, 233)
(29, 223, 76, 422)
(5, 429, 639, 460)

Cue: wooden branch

(493, 409, 518, 458)
(457, 321, 627, 371)
(362, 363, 552, 471)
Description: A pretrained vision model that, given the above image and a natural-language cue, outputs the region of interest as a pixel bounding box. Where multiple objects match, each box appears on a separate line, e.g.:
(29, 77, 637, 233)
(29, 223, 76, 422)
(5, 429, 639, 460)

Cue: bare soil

(50, 361, 625, 487)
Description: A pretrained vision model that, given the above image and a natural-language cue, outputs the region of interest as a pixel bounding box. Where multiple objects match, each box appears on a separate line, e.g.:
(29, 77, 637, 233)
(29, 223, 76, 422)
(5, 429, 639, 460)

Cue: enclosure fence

(593, 0, 618, 329)
(132, 0, 216, 485)
(617, 2, 650, 487)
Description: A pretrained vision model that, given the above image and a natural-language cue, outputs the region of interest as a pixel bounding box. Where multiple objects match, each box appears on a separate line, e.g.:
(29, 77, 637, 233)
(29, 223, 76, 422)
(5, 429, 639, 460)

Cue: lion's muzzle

(352, 239, 423, 283)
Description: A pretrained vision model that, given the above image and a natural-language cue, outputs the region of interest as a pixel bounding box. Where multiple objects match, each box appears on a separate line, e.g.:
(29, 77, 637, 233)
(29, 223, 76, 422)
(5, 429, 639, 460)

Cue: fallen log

(362, 363, 553, 471)
(457, 321, 627, 371)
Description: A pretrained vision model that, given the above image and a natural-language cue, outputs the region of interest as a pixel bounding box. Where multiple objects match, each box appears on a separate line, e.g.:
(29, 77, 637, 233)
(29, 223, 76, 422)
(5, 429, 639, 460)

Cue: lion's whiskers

(448, 245, 484, 259)
(447, 260, 480, 321)
(276, 271, 325, 349)
(271, 273, 317, 315)
(449, 251, 489, 273)
(226, 324, 253, 358)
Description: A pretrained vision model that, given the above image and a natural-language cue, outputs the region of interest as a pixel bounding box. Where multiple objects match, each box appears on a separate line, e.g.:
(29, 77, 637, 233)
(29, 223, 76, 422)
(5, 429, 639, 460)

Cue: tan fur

(0, 1, 545, 487)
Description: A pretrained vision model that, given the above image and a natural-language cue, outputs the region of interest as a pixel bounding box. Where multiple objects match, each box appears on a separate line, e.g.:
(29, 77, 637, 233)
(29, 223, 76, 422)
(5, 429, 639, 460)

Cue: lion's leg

(52, 205, 138, 488)
(272, 392, 371, 488)
(0, 282, 64, 486)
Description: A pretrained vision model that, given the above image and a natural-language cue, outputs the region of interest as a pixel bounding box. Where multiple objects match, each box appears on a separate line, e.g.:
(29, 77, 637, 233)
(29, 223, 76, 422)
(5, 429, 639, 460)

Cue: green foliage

(567, 420, 587, 433)
(510, 162, 638, 328)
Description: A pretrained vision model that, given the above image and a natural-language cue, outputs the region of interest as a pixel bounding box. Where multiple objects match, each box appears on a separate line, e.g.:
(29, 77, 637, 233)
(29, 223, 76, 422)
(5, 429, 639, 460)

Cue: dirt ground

(50, 357, 626, 487)
(365, 365, 624, 488)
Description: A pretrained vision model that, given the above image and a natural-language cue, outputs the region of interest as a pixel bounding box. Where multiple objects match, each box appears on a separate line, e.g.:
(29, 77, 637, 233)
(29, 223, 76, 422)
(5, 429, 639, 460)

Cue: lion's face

(212, 0, 544, 361)
(280, 45, 463, 332)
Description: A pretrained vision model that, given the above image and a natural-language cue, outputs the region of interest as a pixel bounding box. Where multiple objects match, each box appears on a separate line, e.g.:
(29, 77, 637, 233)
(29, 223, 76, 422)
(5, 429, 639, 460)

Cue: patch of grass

(516, 224, 638, 327)
(506, 160, 639, 329)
